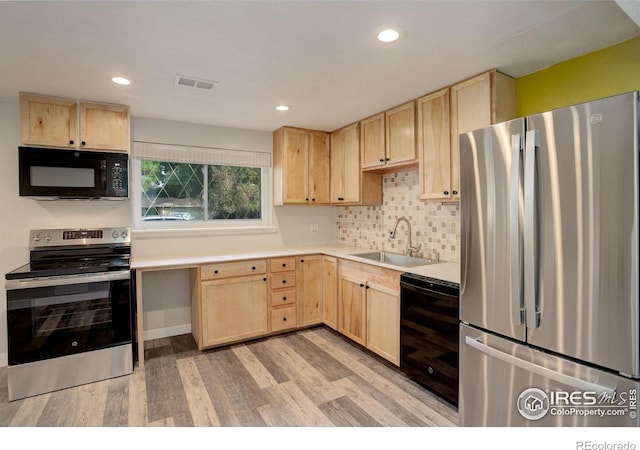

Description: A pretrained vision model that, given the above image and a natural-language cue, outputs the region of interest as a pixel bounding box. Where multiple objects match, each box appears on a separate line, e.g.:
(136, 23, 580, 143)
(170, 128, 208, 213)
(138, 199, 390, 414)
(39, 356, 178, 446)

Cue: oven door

(5, 271, 132, 366)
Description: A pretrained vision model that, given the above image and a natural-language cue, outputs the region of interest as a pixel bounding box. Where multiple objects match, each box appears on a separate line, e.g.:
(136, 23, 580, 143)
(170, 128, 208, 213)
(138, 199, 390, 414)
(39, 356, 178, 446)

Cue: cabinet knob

(379, 158, 384, 163)
(252, 266, 256, 270)
(360, 283, 365, 288)
(300, 259, 304, 263)
(283, 317, 287, 322)
(444, 191, 449, 196)
(214, 270, 219, 274)
(365, 285, 370, 289)
(282, 263, 286, 267)
(283, 297, 287, 301)
(453, 190, 458, 195)
(385, 157, 390, 161)
(312, 198, 315, 202)
(69, 140, 74, 145)
(282, 280, 287, 284)
(263, 277, 267, 281)
(305, 198, 309, 201)
(81, 141, 86, 146)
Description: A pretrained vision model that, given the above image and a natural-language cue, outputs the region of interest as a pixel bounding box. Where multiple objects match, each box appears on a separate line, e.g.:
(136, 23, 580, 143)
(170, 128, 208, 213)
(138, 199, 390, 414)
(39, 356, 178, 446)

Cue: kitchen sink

(349, 251, 436, 267)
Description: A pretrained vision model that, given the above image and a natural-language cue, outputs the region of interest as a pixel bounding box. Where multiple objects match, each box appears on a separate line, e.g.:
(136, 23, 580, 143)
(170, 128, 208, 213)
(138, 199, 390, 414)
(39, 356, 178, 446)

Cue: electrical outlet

(310, 224, 319, 234)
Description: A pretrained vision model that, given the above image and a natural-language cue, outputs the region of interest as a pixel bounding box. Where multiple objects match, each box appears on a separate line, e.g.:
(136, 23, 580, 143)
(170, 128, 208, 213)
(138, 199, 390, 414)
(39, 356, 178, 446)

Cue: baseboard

(143, 323, 192, 342)
(0, 352, 7, 368)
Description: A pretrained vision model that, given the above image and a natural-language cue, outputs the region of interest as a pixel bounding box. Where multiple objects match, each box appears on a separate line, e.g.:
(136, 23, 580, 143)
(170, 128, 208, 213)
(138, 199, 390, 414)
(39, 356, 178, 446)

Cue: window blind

(131, 141, 271, 168)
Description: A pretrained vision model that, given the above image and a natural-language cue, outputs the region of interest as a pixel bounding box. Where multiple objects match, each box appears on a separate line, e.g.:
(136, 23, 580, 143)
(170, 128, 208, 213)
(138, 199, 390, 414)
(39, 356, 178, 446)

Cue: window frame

(131, 159, 275, 237)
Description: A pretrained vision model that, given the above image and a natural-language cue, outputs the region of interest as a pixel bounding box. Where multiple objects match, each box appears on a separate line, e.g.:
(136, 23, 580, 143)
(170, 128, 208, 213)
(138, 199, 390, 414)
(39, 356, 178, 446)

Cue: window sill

(131, 226, 279, 240)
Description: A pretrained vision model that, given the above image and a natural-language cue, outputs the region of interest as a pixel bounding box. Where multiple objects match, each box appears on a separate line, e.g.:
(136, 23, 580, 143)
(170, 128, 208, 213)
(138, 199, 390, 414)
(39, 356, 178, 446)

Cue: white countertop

(131, 244, 460, 284)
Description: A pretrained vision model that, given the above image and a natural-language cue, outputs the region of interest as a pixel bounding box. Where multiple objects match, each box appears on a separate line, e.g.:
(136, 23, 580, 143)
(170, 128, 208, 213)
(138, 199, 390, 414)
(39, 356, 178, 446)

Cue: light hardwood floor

(0, 327, 458, 427)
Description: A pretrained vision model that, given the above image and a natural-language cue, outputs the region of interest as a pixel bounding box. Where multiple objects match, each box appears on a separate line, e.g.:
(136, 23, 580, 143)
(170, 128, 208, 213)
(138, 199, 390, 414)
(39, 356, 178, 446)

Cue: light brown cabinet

(273, 127, 330, 205)
(322, 256, 338, 330)
(269, 256, 297, 332)
(428, 70, 516, 201)
(297, 255, 323, 327)
(366, 283, 400, 366)
(361, 102, 418, 172)
(20, 92, 130, 152)
(330, 123, 382, 205)
(418, 88, 452, 201)
(191, 260, 268, 349)
(338, 259, 401, 364)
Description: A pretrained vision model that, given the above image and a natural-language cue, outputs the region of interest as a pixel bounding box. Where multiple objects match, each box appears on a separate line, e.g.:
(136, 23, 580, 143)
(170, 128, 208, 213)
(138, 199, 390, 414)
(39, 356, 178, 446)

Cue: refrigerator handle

(524, 130, 541, 329)
(510, 134, 525, 325)
(464, 336, 616, 396)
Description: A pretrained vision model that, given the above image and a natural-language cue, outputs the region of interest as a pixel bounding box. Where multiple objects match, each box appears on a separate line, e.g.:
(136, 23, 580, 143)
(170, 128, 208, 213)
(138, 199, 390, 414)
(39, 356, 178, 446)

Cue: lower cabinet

(190, 254, 400, 365)
(298, 255, 324, 327)
(200, 274, 268, 347)
(322, 256, 338, 330)
(338, 259, 401, 365)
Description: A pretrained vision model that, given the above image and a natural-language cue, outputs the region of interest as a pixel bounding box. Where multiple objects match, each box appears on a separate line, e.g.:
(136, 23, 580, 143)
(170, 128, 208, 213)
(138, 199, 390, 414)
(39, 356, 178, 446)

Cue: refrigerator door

(460, 118, 526, 342)
(525, 92, 639, 377)
(460, 324, 640, 427)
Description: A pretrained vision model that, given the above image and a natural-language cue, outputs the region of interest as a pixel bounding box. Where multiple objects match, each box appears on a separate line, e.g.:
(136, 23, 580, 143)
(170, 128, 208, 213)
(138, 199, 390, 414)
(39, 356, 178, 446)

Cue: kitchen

(1, 0, 640, 446)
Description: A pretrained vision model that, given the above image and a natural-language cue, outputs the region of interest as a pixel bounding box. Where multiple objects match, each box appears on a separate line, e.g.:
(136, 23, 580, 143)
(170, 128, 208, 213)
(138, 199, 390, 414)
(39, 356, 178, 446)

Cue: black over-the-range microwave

(18, 146, 128, 200)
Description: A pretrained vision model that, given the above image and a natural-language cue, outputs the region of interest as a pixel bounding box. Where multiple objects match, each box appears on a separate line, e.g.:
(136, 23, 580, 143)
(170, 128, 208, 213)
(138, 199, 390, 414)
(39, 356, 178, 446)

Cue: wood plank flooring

(0, 327, 458, 427)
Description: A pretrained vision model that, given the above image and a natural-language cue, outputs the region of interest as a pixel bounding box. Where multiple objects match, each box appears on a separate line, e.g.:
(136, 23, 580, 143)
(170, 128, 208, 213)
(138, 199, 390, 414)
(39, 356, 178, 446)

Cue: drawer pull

(282, 263, 286, 267)
(283, 296, 287, 301)
(252, 266, 256, 270)
(283, 317, 287, 322)
(263, 277, 267, 282)
(282, 280, 287, 284)
(214, 270, 219, 274)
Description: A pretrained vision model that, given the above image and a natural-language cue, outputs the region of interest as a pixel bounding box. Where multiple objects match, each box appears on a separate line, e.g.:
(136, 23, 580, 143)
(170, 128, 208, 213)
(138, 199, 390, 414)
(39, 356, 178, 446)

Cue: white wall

(0, 102, 337, 365)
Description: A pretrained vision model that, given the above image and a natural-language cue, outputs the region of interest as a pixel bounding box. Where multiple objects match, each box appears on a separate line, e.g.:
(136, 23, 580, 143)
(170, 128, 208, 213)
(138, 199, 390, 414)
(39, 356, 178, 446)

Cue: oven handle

(5, 270, 131, 290)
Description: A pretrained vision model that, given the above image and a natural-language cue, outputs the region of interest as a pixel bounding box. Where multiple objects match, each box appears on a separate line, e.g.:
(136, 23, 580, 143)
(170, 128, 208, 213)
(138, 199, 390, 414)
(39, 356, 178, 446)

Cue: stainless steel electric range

(4, 227, 134, 401)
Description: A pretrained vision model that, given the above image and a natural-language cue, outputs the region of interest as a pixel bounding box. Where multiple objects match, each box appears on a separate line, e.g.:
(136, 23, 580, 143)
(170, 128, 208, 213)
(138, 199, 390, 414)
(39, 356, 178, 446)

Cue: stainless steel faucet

(389, 216, 421, 256)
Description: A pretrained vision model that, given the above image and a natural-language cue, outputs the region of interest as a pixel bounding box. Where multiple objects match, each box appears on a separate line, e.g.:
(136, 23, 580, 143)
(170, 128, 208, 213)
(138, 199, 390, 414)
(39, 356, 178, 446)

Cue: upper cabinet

(361, 102, 418, 171)
(20, 92, 130, 153)
(330, 123, 382, 205)
(273, 126, 330, 205)
(419, 70, 516, 201)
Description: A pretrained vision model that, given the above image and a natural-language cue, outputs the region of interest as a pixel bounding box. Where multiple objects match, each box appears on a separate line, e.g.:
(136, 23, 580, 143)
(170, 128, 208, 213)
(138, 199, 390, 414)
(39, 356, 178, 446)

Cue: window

(132, 142, 272, 232)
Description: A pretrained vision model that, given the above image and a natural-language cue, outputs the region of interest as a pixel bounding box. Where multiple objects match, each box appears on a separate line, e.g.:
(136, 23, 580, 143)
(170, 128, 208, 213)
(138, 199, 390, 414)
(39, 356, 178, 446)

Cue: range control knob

(112, 231, 119, 239)
(33, 233, 42, 242)
(121, 230, 129, 239)
(44, 233, 52, 242)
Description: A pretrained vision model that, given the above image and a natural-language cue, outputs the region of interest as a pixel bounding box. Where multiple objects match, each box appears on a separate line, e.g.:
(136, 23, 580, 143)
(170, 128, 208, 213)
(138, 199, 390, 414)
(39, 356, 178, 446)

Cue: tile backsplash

(336, 169, 460, 263)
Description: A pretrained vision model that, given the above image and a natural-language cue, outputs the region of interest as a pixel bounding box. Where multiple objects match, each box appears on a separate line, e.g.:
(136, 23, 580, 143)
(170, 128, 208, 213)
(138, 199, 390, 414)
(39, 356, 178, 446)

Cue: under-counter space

(131, 243, 460, 368)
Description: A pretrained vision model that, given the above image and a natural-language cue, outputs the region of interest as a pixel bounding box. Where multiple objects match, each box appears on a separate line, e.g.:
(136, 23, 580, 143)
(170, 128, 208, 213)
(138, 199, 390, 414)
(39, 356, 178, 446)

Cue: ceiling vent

(174, 75, 218, 91)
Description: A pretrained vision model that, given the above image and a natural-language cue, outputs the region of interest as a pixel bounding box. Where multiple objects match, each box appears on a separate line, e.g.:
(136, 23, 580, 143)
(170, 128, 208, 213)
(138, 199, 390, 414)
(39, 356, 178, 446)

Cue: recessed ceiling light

(275, 105, 290, 111)
(377, 28, 401, 43)
(112, 77, 131, 86)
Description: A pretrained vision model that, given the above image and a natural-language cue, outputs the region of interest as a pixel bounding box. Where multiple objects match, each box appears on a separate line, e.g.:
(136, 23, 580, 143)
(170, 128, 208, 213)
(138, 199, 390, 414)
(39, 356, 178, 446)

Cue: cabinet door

(201, 274, 268, 347)
(298, 255, 323, 326)
(366, 283, 400, 366)
(450, 72, 492, 200)
(79, 102, 130, 152)
(322, 256, 338, 330)
(385, 101, 417, 167)
(342, 123, 361, 202)
(282, 128, 309, 203)
(308, 131, 330, 204)
(20, 93, 77, 148)
(418, 88, 452, 201)
(330, 129, 345, 203)
(338, 275, 366, 346)
(360, 113, 385, 170)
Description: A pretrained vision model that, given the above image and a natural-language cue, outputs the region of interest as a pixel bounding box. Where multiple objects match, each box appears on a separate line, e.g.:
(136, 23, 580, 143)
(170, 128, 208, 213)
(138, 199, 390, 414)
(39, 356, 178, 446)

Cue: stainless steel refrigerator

(459, 92, 639, 426)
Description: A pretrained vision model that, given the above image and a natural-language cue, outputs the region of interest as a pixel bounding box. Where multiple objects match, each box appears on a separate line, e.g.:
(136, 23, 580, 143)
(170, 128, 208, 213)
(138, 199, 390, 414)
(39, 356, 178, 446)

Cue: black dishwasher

(400, 273, 459, 407)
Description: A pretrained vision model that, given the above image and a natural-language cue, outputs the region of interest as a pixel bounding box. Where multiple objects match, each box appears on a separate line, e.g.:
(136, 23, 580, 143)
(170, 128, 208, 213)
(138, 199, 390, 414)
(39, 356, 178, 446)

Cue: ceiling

(0, 1, 638, 132)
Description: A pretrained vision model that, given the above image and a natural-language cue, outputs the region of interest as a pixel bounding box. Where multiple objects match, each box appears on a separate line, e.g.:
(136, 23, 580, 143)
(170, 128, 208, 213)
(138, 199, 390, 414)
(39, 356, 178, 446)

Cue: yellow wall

(516, 36, 640, 116)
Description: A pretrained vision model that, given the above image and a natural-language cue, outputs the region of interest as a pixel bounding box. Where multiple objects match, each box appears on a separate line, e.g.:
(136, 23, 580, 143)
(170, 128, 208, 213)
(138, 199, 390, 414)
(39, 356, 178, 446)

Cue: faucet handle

(389, 229, 395, 238)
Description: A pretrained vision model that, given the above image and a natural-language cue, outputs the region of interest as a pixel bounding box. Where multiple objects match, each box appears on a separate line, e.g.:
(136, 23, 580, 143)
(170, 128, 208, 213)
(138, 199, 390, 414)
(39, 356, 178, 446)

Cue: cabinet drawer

(270, 289, 297, 307)
(270, 257, 296, 273)
(271, 306, 297, 332)
(270, 272, 296, 289)
(201, 259, 267, 280)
